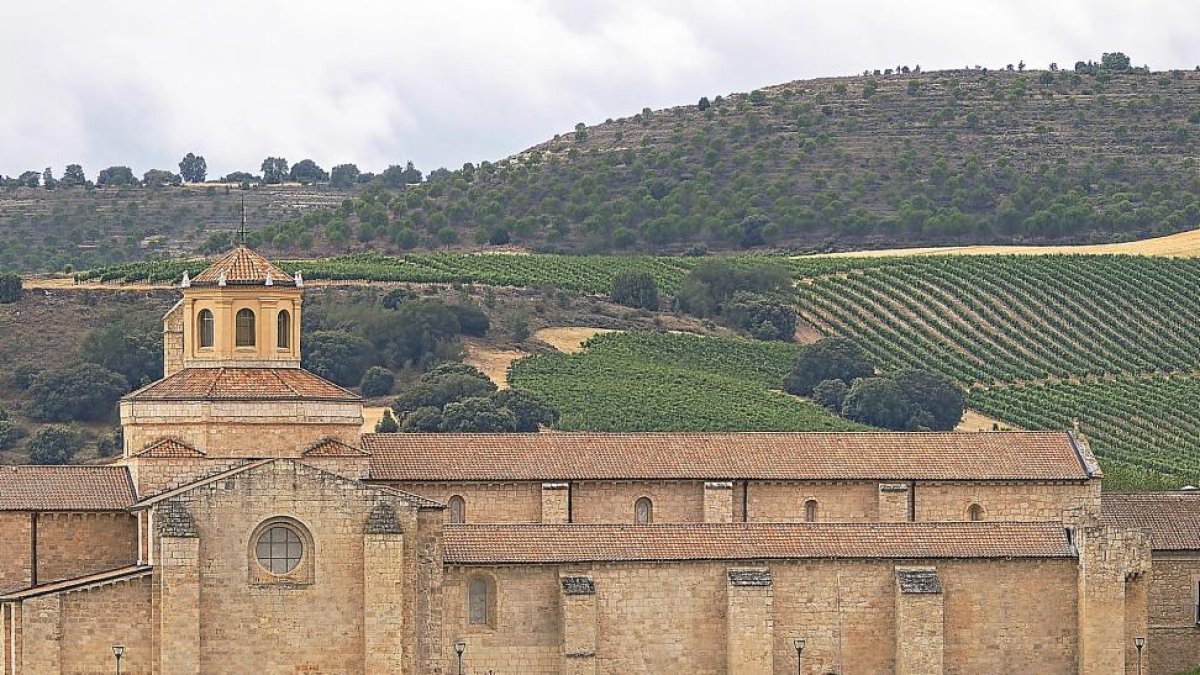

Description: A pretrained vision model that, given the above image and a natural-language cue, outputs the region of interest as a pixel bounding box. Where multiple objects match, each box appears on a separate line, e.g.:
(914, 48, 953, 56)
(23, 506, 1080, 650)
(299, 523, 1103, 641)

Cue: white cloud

(3, 0, 1200, 178)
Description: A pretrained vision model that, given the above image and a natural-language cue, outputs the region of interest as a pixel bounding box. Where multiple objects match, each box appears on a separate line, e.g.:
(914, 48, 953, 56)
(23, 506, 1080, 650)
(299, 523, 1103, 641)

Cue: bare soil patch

(463, 339, 530, 388)
(955, 409, 1019, 432)
(533, 327, 618, 353)
(810, 228, 1200, 259)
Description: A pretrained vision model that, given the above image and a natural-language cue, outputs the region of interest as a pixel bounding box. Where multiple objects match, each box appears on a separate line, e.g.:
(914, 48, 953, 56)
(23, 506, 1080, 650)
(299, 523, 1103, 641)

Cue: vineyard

(509, 331, 865, 432)
(73, 252, 885, 293)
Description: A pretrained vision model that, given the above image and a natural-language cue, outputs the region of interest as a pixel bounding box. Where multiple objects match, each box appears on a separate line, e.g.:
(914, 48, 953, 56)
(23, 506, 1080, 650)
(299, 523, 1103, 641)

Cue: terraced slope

(509, 331, 865, 433)
(795, 254, 1200, 488)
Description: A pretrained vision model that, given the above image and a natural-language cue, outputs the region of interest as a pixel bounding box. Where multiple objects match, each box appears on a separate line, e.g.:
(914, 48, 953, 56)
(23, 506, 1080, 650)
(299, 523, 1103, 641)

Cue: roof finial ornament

(180, 270, 191, 288)
(238, 196, 248, 246)
(294, 270, 304, 288)
(217, 270, 227, 287)
(265, 270, 273, 286)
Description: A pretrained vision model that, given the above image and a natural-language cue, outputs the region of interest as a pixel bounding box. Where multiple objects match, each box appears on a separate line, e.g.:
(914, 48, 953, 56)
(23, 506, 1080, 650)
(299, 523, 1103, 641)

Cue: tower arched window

(634, 497, 653, 525)
(197, 309, 214, 348)
(968, 503, 985, 521)
(804, 499, 819, 523)
(468, 576, 493, 625)
(235, 308, 256, 347)
(448, 495, 466, 524)
(277, 309, 291, 349)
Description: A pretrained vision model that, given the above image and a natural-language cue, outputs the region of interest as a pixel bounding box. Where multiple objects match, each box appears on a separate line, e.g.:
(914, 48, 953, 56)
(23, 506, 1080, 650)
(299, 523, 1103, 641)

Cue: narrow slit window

(634, 497, 653, 525)
(468, 577, 490, 625)
(448, 495, 466, 524)
(804, 499, 818, 523)
(968, 503, 984, 521)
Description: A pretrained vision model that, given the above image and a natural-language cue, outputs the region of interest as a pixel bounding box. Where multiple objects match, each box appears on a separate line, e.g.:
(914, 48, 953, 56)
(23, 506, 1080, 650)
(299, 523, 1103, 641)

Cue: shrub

(677, 260, 790, 318)
(441, 397, 518, 432)
(375, 408, 399, 432)
(490, 388, 560, 431)
(891, 368, 965, 431)
(80, 322, 163, 388)
(95, 426, 123, 458)
(811, 379, 849, 411)
(840, 377, 910, 430)
(0, 419, 21, 450)
(722, 292, 796, 341)
(422, 363, 490, 382)
(360, 366, 396, 398)
(400, 406, 444, 432)
(27, 426, 84, 465)
(450, 304, 490, 337)
(28, 363, 129, 422)
(301, 330, 372, 387)
(9, 364, 40, 390)
(783, 337, 875, 395)
(610, 270, 660, 310)
(393, 373, 496, 414)
(0, 273, 21, 304)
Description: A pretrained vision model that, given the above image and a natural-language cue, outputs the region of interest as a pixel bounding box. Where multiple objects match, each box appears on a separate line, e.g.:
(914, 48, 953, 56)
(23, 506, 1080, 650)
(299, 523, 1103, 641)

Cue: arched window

(468, 576, 492, 625)
(235, 308, 256, 347)
(968, 503, 984, 521)
(804, 499, 819, 523)
(634, 497, 653, 525)
(448, 495, 466, 524)
(276, 309, 291, 349)
(197, 309, 214, 348)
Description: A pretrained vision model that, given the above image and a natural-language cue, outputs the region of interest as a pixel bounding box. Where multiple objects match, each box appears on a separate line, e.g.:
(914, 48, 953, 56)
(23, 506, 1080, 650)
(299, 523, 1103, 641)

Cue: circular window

(255, 525, 303, 574)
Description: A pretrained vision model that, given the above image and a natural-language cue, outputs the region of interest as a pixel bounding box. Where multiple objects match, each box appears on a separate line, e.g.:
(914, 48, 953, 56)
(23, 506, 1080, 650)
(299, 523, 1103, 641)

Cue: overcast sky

(4, 0, 1200, 179)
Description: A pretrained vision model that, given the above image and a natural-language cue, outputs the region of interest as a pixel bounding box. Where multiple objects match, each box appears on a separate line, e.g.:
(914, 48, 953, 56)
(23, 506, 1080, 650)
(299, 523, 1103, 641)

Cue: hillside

(9, 59, 1200, 271)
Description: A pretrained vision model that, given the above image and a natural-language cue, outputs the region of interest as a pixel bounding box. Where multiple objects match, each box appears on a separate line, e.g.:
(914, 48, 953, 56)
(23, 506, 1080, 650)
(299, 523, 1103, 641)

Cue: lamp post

(454, 639, 466, 675)
(1134, 636, 1145, 675)
(792, 636, 806, 675)
(111, 644, 125, 675)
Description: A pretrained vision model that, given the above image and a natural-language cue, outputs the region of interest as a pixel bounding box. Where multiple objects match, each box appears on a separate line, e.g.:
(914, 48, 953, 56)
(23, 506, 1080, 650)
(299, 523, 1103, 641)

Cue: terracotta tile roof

(0, 565, 152, 601)
(0, 466, 136, 511)
(191, 245, 294, 286)
(442, 522, 1074, 564)
(365, 431, 1093, 482)
(133, 437, 205, 458)
(1102, 492, 1200, 550)
(125, 367, 360, 402)
(302, 437, 369, 457)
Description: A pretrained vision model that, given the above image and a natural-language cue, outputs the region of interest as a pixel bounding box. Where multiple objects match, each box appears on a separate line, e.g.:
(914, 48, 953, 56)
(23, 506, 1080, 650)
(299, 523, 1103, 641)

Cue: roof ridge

(273, 368, 302, 397)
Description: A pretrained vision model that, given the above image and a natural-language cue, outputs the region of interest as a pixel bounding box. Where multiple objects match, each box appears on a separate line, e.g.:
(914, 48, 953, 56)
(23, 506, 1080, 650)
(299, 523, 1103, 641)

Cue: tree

(490, 389, 559, 431)
(289, 159, 329, 184)
(142, 169, 181, 187)
(17, 171, 39, 188)
(811, 379, 849, 411)
(27, 426, 83, 465)
(301, 330, 371, 386)
(330, 163, 361, 188)
(400, 406, 444, 432)
(574, 122, 588, 143)
(1101, 52, 1132, 71)
(449, 304, 489, 337)
(891, 368, 964, 431)
(28, 363, 129, 422)
(261, 157, 290, 184)
(698, 96, 711, 111)
(0, 273, 22, 303)
(783, 337, 875, 396)
(178, 153, 207, 182)
(840, 377, 910, 430)
(440, 397, 518, 432)
(0, 418, 20, 450)
(375, 408, 399, 432)
(80, 322, 163, 388)
(96, 166, 136, 186)
(722, 292, 796, 341)
(221, 171, 257, 183)
(393, 373, 496, 415)
(61, 164, 87, 187)
(380, 162, 422, 187)
(676, 259, 791, 318)
(360, 366, 396, 398)
(42, 167, 57, 190)
(610, 270, 660, 310)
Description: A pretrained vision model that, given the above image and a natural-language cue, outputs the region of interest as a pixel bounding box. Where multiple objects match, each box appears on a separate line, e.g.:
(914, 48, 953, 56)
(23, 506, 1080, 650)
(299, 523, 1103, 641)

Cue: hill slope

(9, 62, 1200, 270)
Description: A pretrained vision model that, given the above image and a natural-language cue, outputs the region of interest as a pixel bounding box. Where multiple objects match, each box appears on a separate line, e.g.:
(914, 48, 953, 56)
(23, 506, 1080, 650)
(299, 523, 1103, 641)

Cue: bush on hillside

(0, 420, 21, 450)
(80, 322, 163, 388)
(27, 363, 129, 422)
(811, 379, 849, 411)
(450, 304, 490, 337)
(9, 364, 40, 390)
(722, 292, 796, 341)
(610, 270, 660, 310)
(393, 373, 497, 415)
(0, 273, 21, 304)
(841, 377, 911, 430)
(490, 388, 560, 432)
(27, 426, 84, 465)
(441, 397, 518, 432)
(375, 408, 399, 433)
(891, 368, 965, 431)
(302, 330, 372, 387)
(360, 366, 396, 398)
(783, 337, 875, 395)
(676, 260, 791, 318)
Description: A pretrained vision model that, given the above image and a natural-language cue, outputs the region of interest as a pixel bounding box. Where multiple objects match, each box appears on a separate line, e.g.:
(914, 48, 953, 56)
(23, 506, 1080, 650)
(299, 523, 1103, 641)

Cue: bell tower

(175, 245, 303, 369)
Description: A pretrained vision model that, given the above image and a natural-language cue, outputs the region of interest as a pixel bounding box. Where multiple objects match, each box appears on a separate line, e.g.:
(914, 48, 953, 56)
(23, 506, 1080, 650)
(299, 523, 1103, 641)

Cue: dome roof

(191, 245, 294, 286)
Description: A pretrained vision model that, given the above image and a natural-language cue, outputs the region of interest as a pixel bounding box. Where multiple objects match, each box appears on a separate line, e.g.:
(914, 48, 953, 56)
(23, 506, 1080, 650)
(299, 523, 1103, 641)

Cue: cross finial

(238, 196, 247, 245)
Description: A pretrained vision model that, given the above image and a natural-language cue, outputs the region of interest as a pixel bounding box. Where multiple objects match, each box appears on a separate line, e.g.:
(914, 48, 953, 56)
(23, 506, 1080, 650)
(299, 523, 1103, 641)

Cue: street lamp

(1134, 636, 1146, 675)
(454, 639, 466, 675)
(792, 637, 806, 675)
(111, 644, 125, 675)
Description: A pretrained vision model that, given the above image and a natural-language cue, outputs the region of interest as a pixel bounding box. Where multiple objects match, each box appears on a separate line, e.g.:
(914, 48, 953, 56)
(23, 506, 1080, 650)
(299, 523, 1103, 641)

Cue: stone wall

(35, 512, 138, 584)
(59, 576, 154, 675)
(163, 300, 184, 379)
(742, 481, 879, 522)
(0, 514, 31, 593)
(386, 482, 542, 523)
(1148, 552, 1200, 675)
(571, 481, 705, 524)
(914, 481, 1099, 522)
(127, 457, 245, 496)
(443, 558, 1084, 675)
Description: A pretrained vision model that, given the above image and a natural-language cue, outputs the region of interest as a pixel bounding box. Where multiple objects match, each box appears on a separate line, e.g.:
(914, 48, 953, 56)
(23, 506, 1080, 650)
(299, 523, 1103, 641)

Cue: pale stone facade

(0, 246, 1188, 674)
